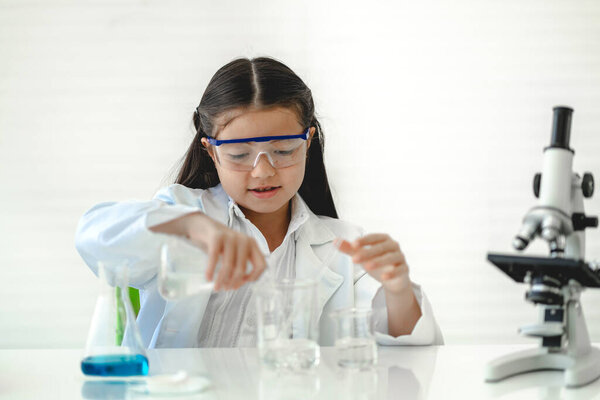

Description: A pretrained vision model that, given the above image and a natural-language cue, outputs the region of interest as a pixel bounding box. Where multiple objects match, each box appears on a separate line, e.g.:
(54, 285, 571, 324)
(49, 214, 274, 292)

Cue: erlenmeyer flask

(81, 263, 149, 376)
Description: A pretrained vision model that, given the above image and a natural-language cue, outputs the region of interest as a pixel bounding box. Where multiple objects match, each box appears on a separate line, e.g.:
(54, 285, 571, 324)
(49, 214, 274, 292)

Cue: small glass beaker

(158, 238, 215, 300)
(254, 278, 320, 371)
(330, 308, 378, 369)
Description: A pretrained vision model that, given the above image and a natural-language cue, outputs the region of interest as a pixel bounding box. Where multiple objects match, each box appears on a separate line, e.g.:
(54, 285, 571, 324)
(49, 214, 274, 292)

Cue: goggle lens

(213, 138, 307, 171)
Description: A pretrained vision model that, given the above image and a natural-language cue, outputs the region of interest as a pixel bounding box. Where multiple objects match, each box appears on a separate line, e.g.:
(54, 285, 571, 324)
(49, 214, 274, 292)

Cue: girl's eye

(271, 139, 303, 155)
(226, 152, 250, 160)
(274, 149, 294, 156)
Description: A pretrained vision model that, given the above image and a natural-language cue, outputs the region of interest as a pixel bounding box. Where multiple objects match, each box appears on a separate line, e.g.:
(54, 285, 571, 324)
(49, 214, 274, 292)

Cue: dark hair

(176, 57, 338, 218)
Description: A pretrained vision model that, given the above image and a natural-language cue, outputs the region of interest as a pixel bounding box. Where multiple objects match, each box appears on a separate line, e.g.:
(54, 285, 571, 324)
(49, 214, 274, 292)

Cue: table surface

(2, 345, 600, 399)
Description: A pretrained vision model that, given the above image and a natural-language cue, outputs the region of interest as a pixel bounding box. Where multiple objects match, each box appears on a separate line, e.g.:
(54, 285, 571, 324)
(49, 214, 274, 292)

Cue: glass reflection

(259, 369, 321, 400)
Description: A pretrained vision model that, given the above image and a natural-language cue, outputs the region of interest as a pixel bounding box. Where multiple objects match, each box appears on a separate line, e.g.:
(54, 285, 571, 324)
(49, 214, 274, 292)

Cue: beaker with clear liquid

(330, 308, 378, 369)
(81, 263, 149, 376)
(254, 278, 320, 371)
(158, 238, 217, 300)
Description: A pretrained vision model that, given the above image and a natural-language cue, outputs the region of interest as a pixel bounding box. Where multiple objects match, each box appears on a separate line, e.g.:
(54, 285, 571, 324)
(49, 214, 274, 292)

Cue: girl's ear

(307, 127, 316, 150)
(200, 138, 217, 163)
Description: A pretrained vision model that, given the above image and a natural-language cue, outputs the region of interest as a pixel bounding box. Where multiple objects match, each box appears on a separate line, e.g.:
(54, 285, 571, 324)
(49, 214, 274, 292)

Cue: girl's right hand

(151, 212, 267, 291)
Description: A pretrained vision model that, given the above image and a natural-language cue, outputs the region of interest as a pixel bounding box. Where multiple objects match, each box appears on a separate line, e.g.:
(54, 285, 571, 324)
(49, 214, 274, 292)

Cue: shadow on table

(378, 346, 439, 400)
(81, 381, 129, 399)
(484, 369, 600, 400)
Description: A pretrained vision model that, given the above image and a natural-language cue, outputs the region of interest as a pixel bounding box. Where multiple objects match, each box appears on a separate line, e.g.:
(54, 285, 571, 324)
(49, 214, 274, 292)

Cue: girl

(75, 57, 443, 348)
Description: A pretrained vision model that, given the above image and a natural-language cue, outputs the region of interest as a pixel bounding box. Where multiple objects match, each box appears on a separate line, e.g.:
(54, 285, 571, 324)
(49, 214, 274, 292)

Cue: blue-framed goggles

(206, 128, 310, 171)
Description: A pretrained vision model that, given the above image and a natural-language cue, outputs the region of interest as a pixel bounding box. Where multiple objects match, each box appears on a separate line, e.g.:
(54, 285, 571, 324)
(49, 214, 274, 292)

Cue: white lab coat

(75, 184, 443, 348)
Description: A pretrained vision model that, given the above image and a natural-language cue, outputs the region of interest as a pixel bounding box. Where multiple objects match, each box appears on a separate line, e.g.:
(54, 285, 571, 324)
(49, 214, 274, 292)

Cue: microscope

(486, 106, 600, 387)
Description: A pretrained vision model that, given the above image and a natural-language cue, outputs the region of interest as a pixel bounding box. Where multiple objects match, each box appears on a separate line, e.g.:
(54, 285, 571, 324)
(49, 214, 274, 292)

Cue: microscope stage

(487, 253, 600, 288)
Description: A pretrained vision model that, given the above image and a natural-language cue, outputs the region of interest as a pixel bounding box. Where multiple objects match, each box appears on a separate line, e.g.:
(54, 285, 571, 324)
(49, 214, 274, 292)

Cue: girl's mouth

(249, 186, 281, 199)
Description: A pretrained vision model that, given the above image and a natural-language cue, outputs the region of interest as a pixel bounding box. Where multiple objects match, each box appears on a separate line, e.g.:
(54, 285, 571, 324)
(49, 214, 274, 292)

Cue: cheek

(215, 168, 246, 193)
(282, 163, 307, 191)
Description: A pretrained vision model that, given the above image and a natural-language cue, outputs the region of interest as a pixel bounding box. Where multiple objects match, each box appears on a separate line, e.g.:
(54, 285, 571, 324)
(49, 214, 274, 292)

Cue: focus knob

(572, 213, 599, 231)
(533, 173, 542, 198)
(582, 172, 594, 198)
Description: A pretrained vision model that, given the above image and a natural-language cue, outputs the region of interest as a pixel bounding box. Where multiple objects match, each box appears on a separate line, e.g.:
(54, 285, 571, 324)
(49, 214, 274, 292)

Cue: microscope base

(485, 346, 600, 387)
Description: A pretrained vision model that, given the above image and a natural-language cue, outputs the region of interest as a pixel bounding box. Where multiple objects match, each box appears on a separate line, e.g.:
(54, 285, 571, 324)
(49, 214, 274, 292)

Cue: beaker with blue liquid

(81, 263, 149, 377)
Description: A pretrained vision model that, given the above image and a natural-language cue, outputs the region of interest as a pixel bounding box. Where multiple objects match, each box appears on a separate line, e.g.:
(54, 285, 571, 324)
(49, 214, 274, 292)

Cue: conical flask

(81, 263, 149, 376)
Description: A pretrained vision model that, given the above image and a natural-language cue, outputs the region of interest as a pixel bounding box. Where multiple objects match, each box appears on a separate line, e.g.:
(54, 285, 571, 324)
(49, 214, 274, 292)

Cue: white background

(1, 0, 600, 348)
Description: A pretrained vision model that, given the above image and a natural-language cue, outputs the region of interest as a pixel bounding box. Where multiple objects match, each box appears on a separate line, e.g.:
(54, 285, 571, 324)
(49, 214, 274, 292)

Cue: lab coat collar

(296, 209, 337, 246)
(226, 193, 310, 242)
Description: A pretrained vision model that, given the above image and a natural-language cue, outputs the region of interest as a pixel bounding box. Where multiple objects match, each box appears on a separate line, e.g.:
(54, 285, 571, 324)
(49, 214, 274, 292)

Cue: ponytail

(298, 118, 337, 218)
(175, 110, 220, 189)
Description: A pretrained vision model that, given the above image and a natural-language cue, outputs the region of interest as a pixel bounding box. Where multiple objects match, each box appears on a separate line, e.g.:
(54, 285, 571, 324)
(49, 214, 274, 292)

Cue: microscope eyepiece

(550, 106, 573, 150)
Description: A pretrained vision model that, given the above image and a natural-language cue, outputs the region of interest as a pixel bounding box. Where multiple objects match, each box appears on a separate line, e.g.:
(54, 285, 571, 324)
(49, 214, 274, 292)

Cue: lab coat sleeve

(354, 273, 444, 345)
(74, 185, 203, 289)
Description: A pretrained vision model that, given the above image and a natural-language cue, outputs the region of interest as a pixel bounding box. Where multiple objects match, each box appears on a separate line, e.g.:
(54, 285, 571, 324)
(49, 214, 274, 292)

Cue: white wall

(1, 0, 600, 348)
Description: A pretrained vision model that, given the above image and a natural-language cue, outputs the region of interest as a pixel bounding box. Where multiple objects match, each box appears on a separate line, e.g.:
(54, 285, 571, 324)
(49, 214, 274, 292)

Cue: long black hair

(176, 57, 338, 218)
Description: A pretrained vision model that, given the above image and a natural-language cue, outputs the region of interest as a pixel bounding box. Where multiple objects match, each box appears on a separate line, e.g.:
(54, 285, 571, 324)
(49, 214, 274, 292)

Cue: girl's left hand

(335, 233, 411, 295)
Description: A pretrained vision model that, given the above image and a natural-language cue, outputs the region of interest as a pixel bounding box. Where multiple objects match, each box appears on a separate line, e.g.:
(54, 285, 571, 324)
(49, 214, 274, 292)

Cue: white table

(2, 345, 600, 399)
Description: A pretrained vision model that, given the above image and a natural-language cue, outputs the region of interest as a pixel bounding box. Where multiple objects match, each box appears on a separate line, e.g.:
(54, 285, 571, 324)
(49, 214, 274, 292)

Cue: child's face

(201, 107, 313, 217)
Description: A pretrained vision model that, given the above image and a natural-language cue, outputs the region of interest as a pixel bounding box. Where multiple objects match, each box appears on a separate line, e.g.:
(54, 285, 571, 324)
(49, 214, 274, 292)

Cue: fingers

(229, 239, 250, 290)
(354, 233, 390, 247)
(377, 264, 396, 280)
(213, 234, 266, 291)
(365, 257, 409, 290)
(382, 264, 407, 280)
(352, 239, 399, 264)
(335, 238, 357, 255)
(245, 243, 267, 283)
(335, 233, 410, 288)
(336, 234, 400, 263)
(362, 251, 405, 271)
(215, 236, 236, 291)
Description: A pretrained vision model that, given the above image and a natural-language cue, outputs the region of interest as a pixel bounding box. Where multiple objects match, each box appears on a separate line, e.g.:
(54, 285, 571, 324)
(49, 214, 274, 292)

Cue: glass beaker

(158, 238, 215, 300)
(81, 263, 148, 376)
(330, 308, 377, 369)
(254, 278, 320, 371)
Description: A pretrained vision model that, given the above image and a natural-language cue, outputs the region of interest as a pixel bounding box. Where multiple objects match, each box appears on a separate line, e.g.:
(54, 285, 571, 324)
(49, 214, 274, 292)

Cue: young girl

(75, 57, 443, 348)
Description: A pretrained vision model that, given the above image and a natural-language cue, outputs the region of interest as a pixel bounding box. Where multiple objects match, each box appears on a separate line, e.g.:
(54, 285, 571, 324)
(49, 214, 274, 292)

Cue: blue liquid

(81, 354, 149, 376)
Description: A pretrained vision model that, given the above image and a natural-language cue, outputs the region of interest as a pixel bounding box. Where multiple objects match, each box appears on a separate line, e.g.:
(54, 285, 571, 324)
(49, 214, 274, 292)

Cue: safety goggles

(206, 128, 310, 171)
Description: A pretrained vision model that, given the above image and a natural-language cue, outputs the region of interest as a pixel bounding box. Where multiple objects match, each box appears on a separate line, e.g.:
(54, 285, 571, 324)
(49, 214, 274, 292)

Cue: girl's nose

(251, 153, 276, 177)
